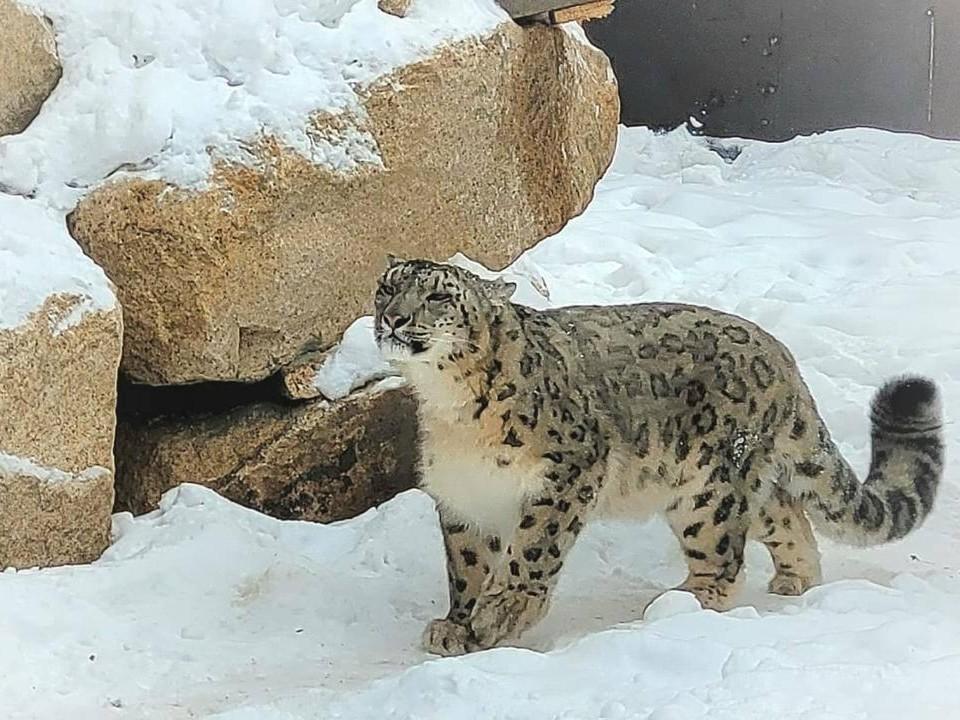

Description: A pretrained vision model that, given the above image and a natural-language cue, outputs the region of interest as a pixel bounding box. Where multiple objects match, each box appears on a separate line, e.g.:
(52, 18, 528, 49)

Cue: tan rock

(0, 296, 122, 471)
(378, 0, 413, 17)
(115, 382, 419, 522)
(69, 23, 619, 385)
(0, 296, 123, 568)
(0, 0, 61, 137)
(0, 459, 113, 569)
(279, 346, 330, 401)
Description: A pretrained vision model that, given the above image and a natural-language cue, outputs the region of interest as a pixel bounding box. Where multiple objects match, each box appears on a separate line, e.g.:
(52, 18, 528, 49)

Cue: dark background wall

(584, 0, 960, 141)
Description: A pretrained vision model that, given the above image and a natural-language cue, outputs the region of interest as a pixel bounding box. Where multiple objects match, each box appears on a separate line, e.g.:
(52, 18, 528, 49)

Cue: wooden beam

(498, 0, 615, 23)
(549, 0, 615, 24)
(498, 0, 582, 19)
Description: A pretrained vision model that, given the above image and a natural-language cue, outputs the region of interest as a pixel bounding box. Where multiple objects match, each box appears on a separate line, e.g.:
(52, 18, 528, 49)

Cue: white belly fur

(421, 434, 671, 539)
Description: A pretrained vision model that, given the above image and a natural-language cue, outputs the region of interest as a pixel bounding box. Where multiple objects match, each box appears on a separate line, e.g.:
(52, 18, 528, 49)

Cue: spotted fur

(374, 258, 944, 655)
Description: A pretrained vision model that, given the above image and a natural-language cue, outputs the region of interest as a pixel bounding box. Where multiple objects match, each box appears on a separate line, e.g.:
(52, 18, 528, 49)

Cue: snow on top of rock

(311, 316, 397, 400)
(0, 193, 115, 330)
(0, 450, 109, 483)
(0, 0, 508, 208)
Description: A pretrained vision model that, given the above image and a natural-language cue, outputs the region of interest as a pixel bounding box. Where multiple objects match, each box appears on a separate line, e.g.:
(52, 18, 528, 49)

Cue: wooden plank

(549, 0, 614, 24)
(498, 0, 581, 19)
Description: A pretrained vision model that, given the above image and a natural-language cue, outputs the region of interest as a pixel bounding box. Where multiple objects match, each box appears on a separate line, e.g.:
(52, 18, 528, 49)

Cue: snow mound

(642, 589, 703, 620)
(7, 483, 960, 719)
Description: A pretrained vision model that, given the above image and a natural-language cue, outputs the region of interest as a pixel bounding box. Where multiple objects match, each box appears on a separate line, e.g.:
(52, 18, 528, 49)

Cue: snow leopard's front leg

(465, 457, 604, 652)
(423, 511, 503, 656)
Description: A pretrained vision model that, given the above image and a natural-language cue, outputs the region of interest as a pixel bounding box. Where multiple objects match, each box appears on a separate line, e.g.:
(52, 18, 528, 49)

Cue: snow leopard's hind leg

(662, 458, 750, 611)
(753, 488, 822, 596)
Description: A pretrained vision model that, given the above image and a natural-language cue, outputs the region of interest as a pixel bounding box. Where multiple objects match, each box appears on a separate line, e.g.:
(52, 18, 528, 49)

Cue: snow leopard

(374, 257, 944, 656)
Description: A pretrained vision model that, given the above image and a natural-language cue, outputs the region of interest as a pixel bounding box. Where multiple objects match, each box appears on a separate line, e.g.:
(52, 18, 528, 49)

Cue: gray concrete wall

(585, 0, 960, 140)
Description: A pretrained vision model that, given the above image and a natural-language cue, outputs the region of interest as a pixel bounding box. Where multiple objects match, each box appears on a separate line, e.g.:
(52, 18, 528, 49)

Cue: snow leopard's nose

(383, 313, 411, 332)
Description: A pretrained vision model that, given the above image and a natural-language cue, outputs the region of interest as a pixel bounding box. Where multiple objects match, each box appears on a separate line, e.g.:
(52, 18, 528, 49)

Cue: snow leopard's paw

(422, 618, 471, 656)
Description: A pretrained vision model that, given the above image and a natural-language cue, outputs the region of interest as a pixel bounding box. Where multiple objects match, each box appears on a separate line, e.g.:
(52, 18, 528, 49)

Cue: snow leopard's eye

(376, 283, 396, 298)
(426, 292, 452, 304)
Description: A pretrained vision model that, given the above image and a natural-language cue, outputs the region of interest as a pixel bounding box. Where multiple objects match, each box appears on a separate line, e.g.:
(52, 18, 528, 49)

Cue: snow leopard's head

(374, 257, 516, 365)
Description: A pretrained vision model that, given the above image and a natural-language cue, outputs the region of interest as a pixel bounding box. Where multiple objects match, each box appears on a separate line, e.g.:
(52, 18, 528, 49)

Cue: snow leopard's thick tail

(791, 377, 944, 546)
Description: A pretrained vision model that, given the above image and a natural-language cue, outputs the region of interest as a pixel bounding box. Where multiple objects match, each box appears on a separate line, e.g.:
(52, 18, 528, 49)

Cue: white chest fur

(408, 368, 546, 538)
(420, 430, 546, 538)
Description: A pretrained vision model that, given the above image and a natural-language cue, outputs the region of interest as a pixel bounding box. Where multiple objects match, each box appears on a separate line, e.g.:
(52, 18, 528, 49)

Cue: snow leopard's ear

(385, 253, 405, 269)
(484, 277, 517, 304)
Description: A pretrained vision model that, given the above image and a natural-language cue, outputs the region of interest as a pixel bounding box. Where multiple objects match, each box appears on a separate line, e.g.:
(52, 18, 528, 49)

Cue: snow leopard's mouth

(378, 332, 428, 357)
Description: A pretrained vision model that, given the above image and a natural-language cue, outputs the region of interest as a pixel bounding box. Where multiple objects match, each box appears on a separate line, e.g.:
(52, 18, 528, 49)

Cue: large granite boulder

(68, 22, 619, 385)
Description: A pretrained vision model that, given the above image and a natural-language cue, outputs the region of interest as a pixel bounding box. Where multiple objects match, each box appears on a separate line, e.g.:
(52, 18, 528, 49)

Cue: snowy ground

(5, 126, 960, 719)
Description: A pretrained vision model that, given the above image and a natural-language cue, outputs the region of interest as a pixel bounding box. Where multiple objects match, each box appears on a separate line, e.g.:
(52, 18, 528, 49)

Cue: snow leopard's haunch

(373, 258, 945, 655)
(795, 377, 943, 546)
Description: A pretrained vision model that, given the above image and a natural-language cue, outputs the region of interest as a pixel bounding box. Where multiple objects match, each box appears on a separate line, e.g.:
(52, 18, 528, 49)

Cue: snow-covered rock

(7, 0, 619, 384)
(0, 194, 121, 568)
(0, 2, 120, 568)
(310, 316, 396, 401)
(278, 316, 397, 401)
